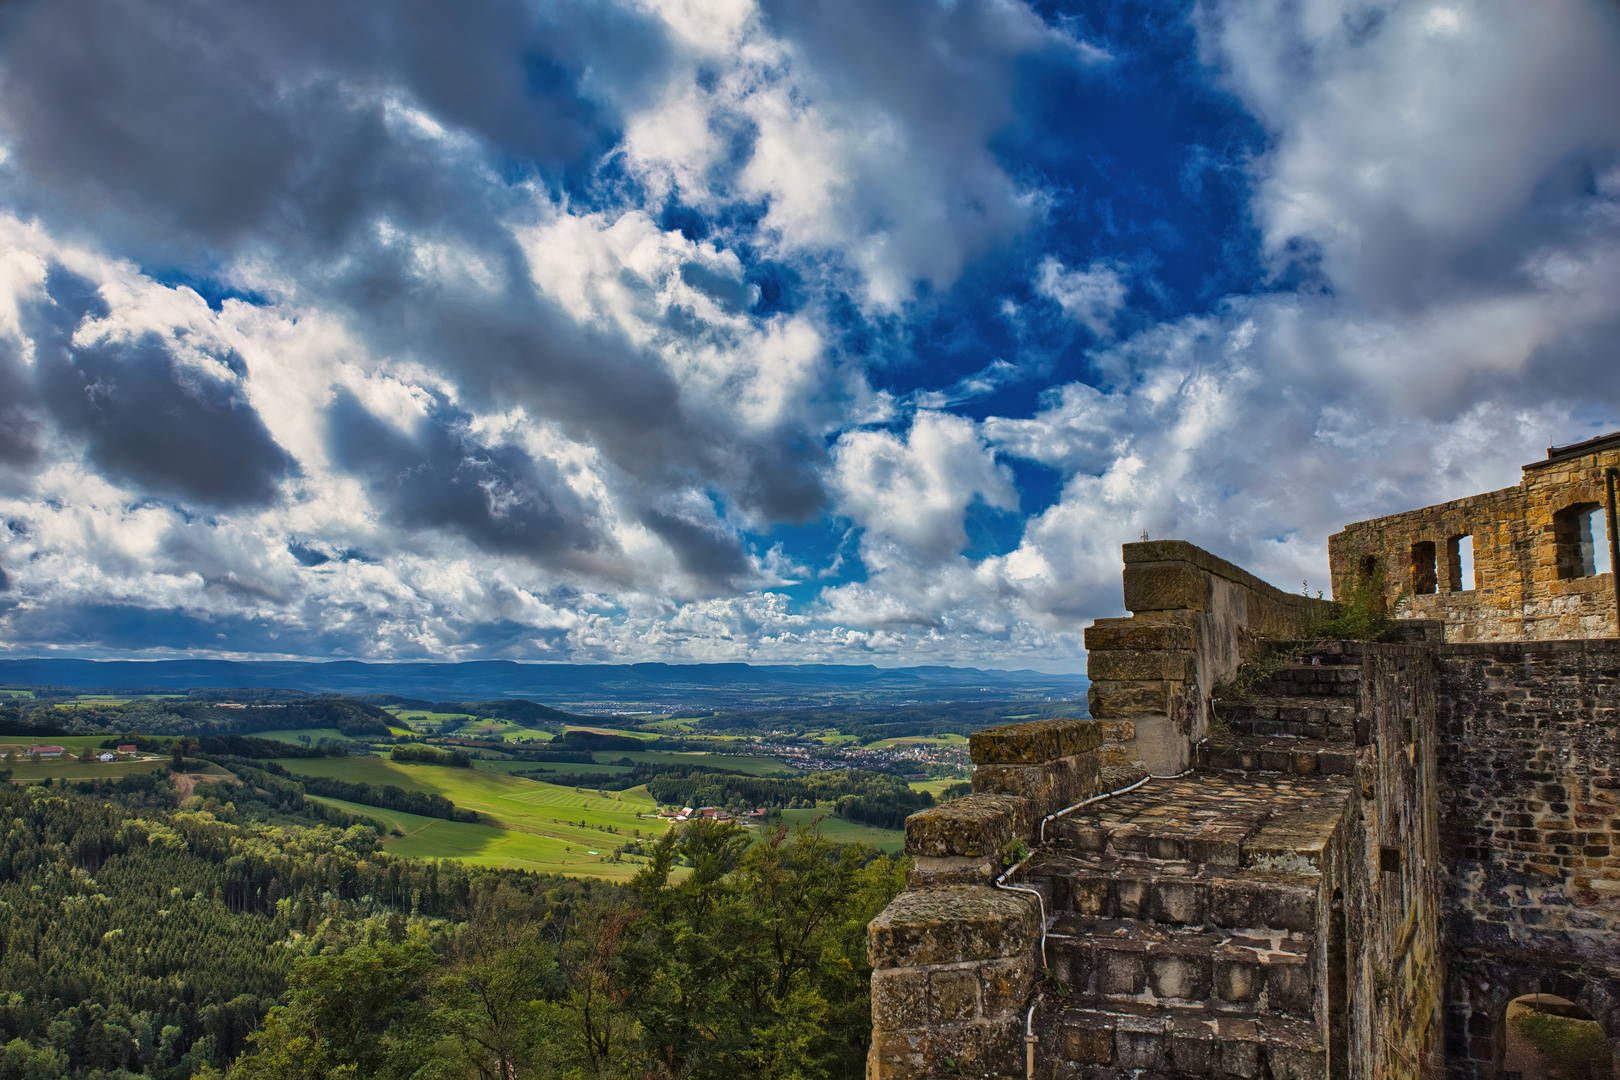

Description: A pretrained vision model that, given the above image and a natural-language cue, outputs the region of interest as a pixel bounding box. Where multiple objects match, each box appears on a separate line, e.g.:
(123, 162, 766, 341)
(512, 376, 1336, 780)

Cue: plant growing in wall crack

(999, 838, 1030, 868)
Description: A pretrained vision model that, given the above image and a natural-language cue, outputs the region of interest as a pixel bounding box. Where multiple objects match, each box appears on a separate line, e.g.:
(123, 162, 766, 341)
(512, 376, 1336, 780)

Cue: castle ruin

(866, 436, 1620, 1079)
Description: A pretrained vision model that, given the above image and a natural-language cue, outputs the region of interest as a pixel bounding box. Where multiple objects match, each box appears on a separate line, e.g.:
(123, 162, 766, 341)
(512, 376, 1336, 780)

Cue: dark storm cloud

(640, 506, 754, 590)
(0, 0, 835, 544)
(0, 342, 41, 469)
(30, 266, 294, 508)
(0, 0, 670, 255)
(327, 389, 610, 560)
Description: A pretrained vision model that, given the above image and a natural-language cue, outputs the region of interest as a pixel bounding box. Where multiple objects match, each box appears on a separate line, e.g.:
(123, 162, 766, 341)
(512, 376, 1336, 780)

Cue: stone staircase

(1019, 649, 1360, 1080)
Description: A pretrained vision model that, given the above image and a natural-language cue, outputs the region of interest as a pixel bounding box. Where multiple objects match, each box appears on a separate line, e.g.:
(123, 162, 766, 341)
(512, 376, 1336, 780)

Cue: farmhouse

(30, 746, 64, 757)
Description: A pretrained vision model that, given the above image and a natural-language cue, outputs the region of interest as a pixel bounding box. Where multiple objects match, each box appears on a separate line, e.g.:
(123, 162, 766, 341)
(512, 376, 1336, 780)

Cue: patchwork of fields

(0, 720, 924, 877)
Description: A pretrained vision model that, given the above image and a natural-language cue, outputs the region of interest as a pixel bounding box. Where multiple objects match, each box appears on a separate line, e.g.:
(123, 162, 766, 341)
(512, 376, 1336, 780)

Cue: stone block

(868, 885, 1038, 968)
(969, 718, 1101, 764)
(929, 967, 979, 1024)
(973, 752, 1100, 819)
(1123, 560, 1209, 612)
(869, 1030, 929, 1080)
(1257, 880, 1317, 932)
(1209, 879, 1258, 928)
(1085, 619, 1197, 651)
(1110, 876, 1148, 918)
(1095, 943, 1146, 994)
(1148, 947, 1212, 1000)
(1151, 879, 1208, 926)
(977, 956, 1035, 1021)
(904, 794, 1030, 858)
(1088, 680, 1170, 717)
(870, 968, 929, 1030)
(1057, 1014, 1114, 1065)
(1088, 648, 1195, 682)
(1114, 1017, 1166, 1070)
(1217, 1021, 1262, 1079)
(1166, 1017, 1216, 1076)
(1265, 957, 1314, 1016)
(1214, 950, 1261, 1002)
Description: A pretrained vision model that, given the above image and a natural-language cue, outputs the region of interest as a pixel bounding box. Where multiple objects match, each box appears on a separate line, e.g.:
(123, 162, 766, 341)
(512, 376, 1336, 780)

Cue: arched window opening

(1411, 541, 1437, 595)
(1447, 534, 1476, 592)
(1553, 504, 1610, 579)
(1501, 994, 1615, 1080)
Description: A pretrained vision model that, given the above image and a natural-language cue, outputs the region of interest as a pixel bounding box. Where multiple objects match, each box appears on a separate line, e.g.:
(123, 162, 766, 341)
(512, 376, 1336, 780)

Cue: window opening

(1554, 504, 1608, 578)
(1411, 541, 1437, 595)
(1447, 534, 1476, 591)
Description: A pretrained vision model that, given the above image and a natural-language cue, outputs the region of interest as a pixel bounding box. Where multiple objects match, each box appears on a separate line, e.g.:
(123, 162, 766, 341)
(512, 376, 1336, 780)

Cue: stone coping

(1121, 540, 1328, 614)
(905, 793, 1030, 858)
(867, 884, 1037, 968)
(969, 717, 1100, 765)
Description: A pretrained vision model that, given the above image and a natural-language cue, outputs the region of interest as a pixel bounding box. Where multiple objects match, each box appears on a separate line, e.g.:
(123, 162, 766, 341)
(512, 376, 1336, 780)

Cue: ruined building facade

(866, 438, 1620, 1079)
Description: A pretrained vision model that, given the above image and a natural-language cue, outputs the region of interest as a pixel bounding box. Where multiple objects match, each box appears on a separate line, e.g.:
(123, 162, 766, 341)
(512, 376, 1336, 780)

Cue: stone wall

(867, 718, 1102, 1079)
(1086, 540, 1331, 776)
(1329, 434, 1620, 642)
(1434, 640, 1620, 1079)
(1326, 641, 1445, 1080)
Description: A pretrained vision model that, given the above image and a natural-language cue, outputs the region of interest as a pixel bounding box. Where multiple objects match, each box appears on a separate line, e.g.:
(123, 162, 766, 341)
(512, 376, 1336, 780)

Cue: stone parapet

(868, 718, 1102, 1078)
(1086, 541, 1330, 776)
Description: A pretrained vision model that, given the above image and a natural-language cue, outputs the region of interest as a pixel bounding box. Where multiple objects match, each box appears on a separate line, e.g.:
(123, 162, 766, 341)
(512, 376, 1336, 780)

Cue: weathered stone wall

(1329, 437, 1620, 642)
(867, 718, 1102, 1079)
(1087, 540, 1331, 776)
(1321, 641, 1445, 1080)
(1434, 640, 1620, 1079)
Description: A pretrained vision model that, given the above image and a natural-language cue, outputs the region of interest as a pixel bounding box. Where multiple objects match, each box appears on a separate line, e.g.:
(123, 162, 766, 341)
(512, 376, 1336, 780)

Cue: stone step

(1024, 854, 1320, 934)
(1045, 914, 1316, 1017)
(1252, 662, 1360, 699)
(1036, 999, 1325, 1080)
(1197, 736, 1355, 777)
(1044, 773, 1352, 871)
(1215, 695, 1358, 741)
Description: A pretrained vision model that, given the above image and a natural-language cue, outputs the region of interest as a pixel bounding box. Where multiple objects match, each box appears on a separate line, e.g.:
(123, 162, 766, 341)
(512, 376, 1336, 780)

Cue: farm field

(775, 808, 904, 852)
(870, 734, 969, 749)
(280, 755, 664, 852)
(303, 794, 661, 880)
(907, 779, 962, 799)
(2, 756, 170, 783)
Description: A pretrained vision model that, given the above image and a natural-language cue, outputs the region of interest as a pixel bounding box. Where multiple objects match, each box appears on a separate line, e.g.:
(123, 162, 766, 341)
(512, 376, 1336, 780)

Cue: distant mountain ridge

(0, 658, 1088, 708)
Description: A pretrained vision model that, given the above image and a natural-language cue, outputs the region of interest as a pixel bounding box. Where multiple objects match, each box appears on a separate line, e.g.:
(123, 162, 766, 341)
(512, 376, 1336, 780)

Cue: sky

(0, 0, 1618, 672)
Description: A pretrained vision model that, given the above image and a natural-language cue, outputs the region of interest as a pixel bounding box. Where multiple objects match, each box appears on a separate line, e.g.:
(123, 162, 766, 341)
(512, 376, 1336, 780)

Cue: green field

(870, 734, 969, 749)
(278, 756, 668, 872)
(3, 757, 170, 783)
(907, 779, 961, 799)
(776, 809, 904, 852)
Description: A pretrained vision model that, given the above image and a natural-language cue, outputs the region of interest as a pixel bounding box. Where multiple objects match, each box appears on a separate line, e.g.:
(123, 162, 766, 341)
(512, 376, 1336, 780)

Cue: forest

(0, 765, 906, 1079)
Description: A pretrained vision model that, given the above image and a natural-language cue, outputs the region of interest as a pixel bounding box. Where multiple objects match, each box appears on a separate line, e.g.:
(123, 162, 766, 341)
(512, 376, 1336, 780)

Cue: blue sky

(0, 0, 1618, 671)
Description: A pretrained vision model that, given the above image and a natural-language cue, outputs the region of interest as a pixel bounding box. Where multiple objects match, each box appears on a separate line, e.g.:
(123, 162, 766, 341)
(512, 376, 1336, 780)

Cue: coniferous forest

(0, 768, 906, 1079)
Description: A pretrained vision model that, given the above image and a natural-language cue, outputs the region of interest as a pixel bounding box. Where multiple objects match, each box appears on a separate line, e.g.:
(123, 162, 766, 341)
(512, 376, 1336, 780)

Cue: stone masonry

(867, 545, 1445, 1080)
(868, 523, 1619, 1079)
(1329, 431, 1620, 642)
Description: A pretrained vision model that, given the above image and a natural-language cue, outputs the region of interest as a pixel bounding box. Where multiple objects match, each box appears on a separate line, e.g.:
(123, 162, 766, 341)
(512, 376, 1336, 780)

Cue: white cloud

(1034, 256, 1129, 337)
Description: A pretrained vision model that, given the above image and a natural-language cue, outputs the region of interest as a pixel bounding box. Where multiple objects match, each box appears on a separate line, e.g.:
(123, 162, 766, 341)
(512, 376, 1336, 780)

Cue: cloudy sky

(0, 0, 1617, 671)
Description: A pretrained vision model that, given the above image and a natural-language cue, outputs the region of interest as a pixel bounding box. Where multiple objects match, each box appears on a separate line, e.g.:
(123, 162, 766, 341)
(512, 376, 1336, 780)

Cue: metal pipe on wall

(1607, 467, 1619, 637)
